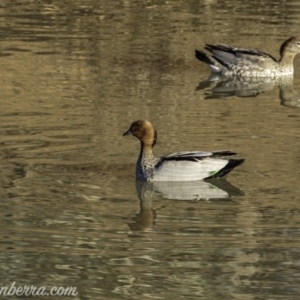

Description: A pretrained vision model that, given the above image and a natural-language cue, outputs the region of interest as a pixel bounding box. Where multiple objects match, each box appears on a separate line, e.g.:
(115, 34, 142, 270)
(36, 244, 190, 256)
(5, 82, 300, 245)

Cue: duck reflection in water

(196, 74, 300, 108)
(128, 179, 243, 231)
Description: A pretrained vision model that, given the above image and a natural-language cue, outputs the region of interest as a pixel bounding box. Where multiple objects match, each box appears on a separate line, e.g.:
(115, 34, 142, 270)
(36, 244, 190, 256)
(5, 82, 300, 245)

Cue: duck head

(280, 36, 300, 60)
(123, 120, 157, 148)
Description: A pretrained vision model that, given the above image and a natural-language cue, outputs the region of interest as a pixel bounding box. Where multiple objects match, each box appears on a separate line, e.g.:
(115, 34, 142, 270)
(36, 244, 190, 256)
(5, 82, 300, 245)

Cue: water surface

(1, 0, 300, 299)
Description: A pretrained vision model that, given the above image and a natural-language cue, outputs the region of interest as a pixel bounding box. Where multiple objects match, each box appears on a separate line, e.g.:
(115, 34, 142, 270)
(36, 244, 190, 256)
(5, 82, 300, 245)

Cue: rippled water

(1, 0, 300, 299)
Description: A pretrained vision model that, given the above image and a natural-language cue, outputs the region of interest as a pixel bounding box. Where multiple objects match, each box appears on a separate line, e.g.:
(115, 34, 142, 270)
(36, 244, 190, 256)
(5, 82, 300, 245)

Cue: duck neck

(279, 52, 295, 70)
(138, 129, 157, 163)
(138, 142, 154, 162)
(278, 37, 297, 69)
(278, 40, 298, 73)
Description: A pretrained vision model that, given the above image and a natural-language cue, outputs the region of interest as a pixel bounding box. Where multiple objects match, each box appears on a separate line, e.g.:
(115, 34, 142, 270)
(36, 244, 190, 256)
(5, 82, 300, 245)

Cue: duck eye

(296, 42, 300, 46)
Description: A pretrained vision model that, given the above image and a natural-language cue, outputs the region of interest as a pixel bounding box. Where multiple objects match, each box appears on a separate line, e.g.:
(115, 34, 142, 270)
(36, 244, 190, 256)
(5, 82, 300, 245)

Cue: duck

(195, 36, 300, 77)
(123, 120, 244, 181)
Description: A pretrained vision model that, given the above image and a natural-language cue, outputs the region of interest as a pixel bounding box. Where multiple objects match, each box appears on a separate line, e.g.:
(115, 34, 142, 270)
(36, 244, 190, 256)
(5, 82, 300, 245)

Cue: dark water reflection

(129, 179, 243, 231)
(1, 0, 300, 299)
(196, 75, 300, 108)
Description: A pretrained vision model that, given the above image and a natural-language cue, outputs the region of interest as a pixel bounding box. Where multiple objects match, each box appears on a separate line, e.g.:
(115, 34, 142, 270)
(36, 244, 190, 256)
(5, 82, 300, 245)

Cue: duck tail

(207, 159, 245, 179)
(212, 150, 237, 156)
(195, 49, 214, 65)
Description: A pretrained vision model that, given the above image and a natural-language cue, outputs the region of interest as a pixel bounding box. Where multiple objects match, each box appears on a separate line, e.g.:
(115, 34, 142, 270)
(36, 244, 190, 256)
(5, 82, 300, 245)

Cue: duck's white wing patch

(164, 151, 213, 159)
(152, 158, 228, 181)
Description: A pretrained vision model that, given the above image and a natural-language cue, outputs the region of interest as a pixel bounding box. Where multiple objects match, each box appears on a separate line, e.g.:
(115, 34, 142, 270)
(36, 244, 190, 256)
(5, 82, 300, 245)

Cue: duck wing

(164, 151, 213, 160)
(163, 150, 237, 161)
(150, 150, 242, 181)
(205, 43, 278, 66)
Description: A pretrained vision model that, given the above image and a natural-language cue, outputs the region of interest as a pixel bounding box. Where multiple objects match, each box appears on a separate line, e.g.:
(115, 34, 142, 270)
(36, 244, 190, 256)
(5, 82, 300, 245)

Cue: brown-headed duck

(123, 120, 244, 181)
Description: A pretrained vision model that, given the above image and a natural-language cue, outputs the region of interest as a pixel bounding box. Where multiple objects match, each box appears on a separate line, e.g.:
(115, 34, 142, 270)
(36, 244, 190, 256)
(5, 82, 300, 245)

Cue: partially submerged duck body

(195, 36, 300, 77)
(123, 120, 244, 182)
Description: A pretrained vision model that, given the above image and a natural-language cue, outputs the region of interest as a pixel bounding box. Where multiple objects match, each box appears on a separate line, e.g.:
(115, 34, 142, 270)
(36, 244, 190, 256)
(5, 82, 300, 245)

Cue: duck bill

(123, 129, 132, 136)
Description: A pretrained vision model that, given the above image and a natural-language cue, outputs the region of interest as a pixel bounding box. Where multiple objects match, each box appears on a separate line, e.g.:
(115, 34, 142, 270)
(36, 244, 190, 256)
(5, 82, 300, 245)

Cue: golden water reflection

(1, 0, 300, 299)
(197, 74, 300, 108)
(1, 159, 300, 298)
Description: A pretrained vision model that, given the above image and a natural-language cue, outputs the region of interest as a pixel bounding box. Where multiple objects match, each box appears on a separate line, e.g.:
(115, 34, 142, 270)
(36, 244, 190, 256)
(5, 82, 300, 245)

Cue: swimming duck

(123, 120, 244, 181)
(195, 36, 300, 77)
